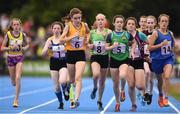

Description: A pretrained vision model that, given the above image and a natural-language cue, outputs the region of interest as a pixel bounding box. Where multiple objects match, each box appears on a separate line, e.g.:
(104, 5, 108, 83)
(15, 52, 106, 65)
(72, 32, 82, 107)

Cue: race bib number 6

(71, 37, 84, 48)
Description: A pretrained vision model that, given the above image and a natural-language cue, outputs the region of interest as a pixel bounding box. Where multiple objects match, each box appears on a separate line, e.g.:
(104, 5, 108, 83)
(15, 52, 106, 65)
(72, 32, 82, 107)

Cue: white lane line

(18, 99, 57, 114)
(0, 87, 52, 100)
(18, 84, 93, 114)
(154, 88, 180, 114)
(100, 96, 115, 114)
(102, 113, 178, 114)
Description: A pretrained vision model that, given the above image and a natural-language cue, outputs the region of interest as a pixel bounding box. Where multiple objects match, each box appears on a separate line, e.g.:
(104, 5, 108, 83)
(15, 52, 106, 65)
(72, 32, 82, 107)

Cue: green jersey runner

(90, 29, 111, 55)
(107, 31, 133, 61)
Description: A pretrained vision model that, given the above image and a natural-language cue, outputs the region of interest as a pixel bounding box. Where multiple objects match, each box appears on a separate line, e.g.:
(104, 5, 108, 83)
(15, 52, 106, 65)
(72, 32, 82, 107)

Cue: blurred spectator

(173, 38, 180, 77)
(37, 26, 46, 57)
(23, 17, 34, 36)
(45, 25, 52, 39)
(0, 14, 10, 33)
(0, 31, 6, 74)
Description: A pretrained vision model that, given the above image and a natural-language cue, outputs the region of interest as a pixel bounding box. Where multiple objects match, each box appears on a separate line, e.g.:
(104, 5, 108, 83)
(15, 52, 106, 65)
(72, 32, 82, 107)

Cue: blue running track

(0, 76, 179, 114)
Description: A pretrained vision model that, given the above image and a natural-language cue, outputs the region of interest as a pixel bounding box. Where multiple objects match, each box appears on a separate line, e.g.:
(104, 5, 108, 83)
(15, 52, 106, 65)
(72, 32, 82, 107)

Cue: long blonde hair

(8, 18, 22, 31)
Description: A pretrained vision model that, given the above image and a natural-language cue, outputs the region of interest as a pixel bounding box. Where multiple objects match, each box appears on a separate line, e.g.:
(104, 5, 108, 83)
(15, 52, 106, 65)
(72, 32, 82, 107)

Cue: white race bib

(93, 41, 106, 54)
(10, 39, 22, 45)
(10, 39, 22, 52)
(71, 36, 84, 48)
(161, 41, 172, 55)
(52, 45, 64, 52)
(52, 45, 65, 58)
(134, 46, 140, 58)
(144, 44, 149, 55)
(112, 43, 126, 54)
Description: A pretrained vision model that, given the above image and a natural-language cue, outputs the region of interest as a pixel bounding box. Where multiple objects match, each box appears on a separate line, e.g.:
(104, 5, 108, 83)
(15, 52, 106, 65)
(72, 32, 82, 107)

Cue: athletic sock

(69, 84, 74, 100)
(61, 83, 66, 92)
(55, 91, 63, 103)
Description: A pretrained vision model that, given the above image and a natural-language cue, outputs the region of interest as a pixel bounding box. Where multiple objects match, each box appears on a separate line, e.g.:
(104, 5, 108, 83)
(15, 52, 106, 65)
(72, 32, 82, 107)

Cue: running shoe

(144, 93, 149, 101)
(13, 100, 18, 108)
(158, 96, 164, 107)
(70, 99, 75, 109)
(97, 101, 104, 111)
(115, 103, 120, 112)
(163, 97, 169, 107)
(74, 99, 80, 108)
(147, 94, 152, 105)
(90, 88, 97, 99)
(120, 90, 125, 102)
(58, 102, 64, 109)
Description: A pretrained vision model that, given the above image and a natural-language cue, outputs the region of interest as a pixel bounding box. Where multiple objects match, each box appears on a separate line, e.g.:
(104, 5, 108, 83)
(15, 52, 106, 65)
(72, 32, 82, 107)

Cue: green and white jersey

(90, 28, 111, 55)
(107, 31, 132, 61)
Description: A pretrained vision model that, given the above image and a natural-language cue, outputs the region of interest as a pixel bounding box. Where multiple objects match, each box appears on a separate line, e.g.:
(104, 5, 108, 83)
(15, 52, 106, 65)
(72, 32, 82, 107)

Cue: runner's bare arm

(1, 34, 11, 51)
(22, 33, 30, 51)
(42, 39, 51, 56)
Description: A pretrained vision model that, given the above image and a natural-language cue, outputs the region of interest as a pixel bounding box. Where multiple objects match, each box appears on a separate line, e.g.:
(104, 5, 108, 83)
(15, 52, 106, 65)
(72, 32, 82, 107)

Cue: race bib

(93, 41, 106, 54)
(10, 39, 22, 52)
(52, 46, 60, 52)
(52, 45, 65, 58)
(112, 43, 126, 54)
(144, 44, 149, 55)
(71, 36, 84, 48)
(129, 47, 132, 58)
(10, 39, 22, 45)
(134, 47, 140, 58)
(161, 41, 172, 55)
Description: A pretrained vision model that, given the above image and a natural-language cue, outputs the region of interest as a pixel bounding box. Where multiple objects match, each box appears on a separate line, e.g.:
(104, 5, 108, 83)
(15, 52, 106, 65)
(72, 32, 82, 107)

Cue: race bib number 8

(93, 41, 105, 54)
(112, 43, 126, 54)
(71, 37, 84, 48)
(161, 41, 172, 55)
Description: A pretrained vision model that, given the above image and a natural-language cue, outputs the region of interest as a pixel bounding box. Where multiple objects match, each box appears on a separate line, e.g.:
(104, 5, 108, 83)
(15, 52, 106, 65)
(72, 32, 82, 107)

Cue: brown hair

(112, 15, 125, 24)
(139, 15, 147, 21)
(51, 21, 64, 33)
(125, 17, 138, 28)
(69, 8, 82, 18)
(147, 15, 157, 24)
(158, 14, 169, 22)
(61, 14, 71, 23)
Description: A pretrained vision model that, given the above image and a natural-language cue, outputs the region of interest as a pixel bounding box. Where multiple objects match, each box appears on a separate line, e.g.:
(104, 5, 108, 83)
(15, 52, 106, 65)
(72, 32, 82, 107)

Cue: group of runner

(1, 7, 176, 112)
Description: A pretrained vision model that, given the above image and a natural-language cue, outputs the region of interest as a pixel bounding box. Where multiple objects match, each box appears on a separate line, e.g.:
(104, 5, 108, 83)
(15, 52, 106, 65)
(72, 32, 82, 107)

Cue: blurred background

(0, 0, 179, 100)
(0, 0, 180, 75)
